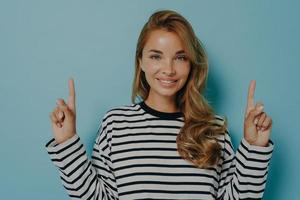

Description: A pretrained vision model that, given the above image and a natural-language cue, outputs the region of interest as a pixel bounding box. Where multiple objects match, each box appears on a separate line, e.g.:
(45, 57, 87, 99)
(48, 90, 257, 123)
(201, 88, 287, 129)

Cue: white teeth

(159, 79, 176, 83)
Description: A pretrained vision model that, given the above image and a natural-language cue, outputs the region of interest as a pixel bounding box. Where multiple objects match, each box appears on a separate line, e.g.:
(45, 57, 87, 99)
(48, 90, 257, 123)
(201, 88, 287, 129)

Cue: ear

(138, 58, 145, 72)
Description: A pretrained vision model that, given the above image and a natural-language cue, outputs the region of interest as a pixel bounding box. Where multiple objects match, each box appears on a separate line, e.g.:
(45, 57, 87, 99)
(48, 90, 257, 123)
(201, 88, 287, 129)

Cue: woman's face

(139, 29, 191, 102)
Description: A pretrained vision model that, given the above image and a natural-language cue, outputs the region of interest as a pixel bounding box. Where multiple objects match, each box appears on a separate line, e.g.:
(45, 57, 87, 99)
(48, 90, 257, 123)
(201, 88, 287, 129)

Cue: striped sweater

(45, 101, 274, 200)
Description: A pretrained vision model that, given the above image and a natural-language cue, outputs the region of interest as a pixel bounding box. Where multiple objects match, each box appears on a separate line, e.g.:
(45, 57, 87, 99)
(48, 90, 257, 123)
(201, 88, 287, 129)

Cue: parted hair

(131, 9, 228, 168)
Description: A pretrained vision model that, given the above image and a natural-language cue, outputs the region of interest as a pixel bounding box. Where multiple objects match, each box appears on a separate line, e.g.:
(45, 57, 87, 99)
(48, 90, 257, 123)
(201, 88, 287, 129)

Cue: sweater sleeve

(45, 114, 118, 200)
(217, 132, 274, 200)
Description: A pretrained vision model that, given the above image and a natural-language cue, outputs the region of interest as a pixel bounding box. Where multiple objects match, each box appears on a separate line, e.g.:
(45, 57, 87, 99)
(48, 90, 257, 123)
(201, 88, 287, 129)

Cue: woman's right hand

(49, 78, 77, 144)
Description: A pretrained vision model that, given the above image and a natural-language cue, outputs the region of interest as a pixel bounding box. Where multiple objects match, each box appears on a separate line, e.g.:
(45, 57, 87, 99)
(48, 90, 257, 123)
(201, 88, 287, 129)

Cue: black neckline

(138, 101, 183, 120)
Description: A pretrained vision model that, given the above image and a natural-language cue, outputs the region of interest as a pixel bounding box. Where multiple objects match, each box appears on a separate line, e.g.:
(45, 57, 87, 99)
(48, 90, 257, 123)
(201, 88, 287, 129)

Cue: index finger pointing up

(68, 77, 76, 112)
(246, 80, 256, 113)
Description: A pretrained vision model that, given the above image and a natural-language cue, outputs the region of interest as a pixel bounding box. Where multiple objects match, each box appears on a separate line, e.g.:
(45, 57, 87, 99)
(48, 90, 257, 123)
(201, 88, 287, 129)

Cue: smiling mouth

(156, 78, 178, 85)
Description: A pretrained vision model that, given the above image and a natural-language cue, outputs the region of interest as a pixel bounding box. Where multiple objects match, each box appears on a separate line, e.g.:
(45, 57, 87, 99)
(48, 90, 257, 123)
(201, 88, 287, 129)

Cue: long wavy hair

(131, 9, 228, 168)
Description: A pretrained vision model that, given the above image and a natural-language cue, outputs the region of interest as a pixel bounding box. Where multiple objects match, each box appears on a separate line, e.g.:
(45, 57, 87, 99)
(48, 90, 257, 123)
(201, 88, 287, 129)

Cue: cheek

(178, 65, 191, 79)
(143, 61, 161, 75)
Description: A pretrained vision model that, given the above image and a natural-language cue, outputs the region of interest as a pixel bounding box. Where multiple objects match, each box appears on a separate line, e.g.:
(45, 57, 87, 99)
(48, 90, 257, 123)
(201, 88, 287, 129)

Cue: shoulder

(101, 103, 142, 124)
(210, 114, 227, 127)
(210, 114, 232, 141)
(95, 103, 142, 144)
(106, 103, 141, 114)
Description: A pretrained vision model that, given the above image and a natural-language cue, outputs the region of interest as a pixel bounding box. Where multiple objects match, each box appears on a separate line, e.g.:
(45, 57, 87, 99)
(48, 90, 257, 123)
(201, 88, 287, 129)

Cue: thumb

(56, 99, 74, 119)
(247, 103, 264, 122)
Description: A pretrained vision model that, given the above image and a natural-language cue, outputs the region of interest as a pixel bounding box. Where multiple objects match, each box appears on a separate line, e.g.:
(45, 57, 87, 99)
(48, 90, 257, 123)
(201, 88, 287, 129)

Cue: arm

(217, 132, 274, 199)
(45, 114, 118, 200)
(217, 80, 274, 199)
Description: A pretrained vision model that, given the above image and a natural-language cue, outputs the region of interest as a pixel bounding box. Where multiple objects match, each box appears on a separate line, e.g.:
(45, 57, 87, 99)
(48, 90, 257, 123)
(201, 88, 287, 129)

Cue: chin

(153, 88, 179, 99)
(148, 78, 185, 100)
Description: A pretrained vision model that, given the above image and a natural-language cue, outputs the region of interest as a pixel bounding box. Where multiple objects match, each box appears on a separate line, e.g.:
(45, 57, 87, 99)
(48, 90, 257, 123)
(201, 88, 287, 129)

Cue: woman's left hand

(243, 80, 273, 147)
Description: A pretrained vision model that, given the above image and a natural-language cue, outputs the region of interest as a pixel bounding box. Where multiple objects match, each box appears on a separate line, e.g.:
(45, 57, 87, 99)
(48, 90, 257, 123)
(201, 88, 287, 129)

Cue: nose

(162, 59, 176, 76)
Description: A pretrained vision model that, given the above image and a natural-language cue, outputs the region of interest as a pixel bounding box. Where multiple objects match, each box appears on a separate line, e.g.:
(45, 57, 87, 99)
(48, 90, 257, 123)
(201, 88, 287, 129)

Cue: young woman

(47, 10, 274, 200)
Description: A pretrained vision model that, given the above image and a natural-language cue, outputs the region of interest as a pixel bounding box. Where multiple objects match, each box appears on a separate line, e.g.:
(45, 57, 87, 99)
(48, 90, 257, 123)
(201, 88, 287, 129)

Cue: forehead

(143, 29, 186, 53)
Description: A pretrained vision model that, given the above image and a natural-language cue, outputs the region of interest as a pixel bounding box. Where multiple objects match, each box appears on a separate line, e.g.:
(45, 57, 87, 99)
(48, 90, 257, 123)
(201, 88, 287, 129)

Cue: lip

(156, 78, 178, 82)
(156, 78, 178, 87)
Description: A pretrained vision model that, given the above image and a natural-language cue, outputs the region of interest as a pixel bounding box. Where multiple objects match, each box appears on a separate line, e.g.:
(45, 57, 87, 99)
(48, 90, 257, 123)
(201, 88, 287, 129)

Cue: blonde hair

(131, 9, 228, 168)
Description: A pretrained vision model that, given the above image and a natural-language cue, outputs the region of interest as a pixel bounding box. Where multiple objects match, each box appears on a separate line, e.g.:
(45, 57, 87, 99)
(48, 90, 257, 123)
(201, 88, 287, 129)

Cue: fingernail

(254, 118, 258, 124)
(58, 111, 63, 118)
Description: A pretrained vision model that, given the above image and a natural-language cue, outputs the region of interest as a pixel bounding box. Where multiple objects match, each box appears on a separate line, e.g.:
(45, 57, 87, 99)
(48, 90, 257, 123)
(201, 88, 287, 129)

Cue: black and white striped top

(46, 101, 274, 200)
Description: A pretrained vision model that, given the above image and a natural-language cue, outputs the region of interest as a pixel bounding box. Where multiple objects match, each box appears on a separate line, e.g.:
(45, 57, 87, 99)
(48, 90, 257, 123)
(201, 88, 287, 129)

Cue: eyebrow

(148, 49, 186, 55)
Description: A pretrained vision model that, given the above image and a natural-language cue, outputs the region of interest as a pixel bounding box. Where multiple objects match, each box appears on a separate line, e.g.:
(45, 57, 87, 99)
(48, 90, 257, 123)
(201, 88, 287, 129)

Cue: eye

(176, 55, 187, 61)
(150, 54, 161, 60)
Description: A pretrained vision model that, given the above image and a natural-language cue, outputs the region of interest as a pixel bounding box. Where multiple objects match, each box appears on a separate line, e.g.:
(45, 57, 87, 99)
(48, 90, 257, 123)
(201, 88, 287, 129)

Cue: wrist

(245, 138, 269, 147)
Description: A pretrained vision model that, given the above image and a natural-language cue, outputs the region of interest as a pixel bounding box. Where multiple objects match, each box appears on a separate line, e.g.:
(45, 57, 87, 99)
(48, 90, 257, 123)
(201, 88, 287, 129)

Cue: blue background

(0, 0, 299, 199)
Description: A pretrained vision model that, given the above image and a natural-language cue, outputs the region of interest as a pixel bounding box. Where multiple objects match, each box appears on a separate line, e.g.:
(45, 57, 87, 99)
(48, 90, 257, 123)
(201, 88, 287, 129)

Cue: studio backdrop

(0, 0, 299, 199)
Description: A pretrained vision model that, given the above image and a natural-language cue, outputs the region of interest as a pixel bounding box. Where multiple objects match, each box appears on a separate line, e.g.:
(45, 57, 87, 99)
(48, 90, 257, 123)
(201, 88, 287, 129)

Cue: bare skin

(139, 30, 191, 113)
(49, 78, 76, 144)
(244, 80, 273, 147)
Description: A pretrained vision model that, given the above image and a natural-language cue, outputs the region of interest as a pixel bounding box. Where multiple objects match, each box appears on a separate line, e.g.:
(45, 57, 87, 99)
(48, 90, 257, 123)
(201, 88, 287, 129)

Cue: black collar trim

(138, 101, 183, 120)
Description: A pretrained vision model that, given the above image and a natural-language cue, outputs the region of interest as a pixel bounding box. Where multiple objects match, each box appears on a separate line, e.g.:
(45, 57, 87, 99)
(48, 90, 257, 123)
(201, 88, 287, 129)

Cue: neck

(145, 96, 179, 113)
